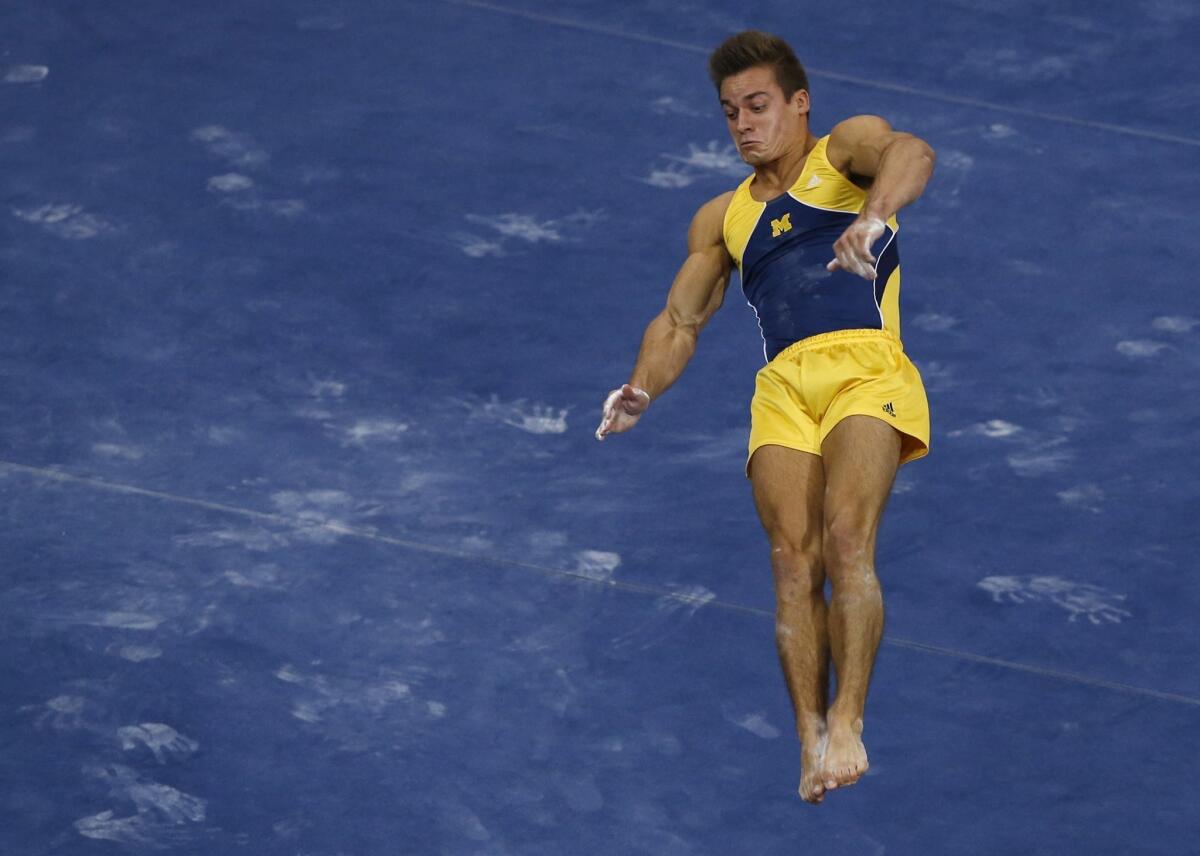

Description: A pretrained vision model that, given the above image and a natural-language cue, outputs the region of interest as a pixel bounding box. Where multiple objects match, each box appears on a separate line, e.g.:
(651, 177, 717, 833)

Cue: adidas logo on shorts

(882, 402, 897, 417)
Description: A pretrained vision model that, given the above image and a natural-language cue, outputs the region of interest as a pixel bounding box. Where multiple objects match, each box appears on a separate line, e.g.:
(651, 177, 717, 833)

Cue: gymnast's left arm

(825, 115, 937, 279)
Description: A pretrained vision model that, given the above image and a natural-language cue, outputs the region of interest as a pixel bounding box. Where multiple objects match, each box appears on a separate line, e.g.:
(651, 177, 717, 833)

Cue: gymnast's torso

(722, 135, 903, 361)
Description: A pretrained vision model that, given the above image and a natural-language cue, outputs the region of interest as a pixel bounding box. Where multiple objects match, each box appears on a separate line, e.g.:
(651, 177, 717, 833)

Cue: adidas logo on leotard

(882, 402, 896, 417)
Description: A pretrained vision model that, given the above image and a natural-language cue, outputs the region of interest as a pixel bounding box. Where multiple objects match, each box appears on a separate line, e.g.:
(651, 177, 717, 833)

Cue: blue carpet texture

(2, 2, 1197, 854)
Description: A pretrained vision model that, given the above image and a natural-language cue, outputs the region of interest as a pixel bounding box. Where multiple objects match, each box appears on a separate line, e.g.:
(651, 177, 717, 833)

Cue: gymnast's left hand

(827, 216, 886, 280)
(595, 384, 650, 441)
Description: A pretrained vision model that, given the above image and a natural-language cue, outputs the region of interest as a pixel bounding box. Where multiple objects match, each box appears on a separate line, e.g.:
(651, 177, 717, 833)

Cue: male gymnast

(595, 30, 936, 804)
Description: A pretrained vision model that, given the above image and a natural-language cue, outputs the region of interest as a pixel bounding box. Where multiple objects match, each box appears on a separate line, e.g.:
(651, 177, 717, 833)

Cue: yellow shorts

(747, 328, 930, 475)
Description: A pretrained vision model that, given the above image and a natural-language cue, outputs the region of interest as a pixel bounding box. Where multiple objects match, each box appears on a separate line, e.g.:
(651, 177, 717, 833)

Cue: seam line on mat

(4, 459, 1197, 709)
(440, 0, 1200, 148)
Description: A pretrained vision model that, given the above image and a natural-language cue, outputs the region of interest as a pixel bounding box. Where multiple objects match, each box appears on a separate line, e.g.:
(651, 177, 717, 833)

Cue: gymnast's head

(709, 30, 812, 165)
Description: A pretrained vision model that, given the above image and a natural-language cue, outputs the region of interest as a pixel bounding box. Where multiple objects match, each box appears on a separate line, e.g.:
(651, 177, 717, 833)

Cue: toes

(823, 764, 860, 789)
(799, 777, 826, 804)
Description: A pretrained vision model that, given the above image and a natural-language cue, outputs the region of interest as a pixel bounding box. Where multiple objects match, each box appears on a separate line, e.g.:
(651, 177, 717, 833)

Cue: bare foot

(821, 718, 868, 792)
(798, 733, 828, 804)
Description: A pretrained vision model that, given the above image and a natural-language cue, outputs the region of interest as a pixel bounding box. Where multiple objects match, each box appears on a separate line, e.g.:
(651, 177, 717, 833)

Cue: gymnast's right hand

(595, 384, 651, 441)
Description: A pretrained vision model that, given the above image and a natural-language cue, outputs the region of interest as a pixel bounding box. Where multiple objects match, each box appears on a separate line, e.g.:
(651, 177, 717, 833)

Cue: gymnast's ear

(791, 88, 811, 116)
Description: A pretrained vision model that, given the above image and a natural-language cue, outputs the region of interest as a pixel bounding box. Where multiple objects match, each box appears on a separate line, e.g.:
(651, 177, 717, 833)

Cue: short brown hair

(708, 30, 809, 98)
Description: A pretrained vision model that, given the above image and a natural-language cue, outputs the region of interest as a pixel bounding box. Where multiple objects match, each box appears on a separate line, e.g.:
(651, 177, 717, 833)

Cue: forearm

(861, 137, 936, 222)
(627, 311, 699, 400)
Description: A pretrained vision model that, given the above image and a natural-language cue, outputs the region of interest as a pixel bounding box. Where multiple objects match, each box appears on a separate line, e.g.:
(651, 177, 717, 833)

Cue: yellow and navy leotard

(723, 135, 902, 361)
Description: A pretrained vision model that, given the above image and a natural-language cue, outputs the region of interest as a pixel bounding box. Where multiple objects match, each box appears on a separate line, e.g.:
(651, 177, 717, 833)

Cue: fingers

(595, 389, 622, 440)
(828, 244, 875, 279)
(595, 386, 650, 440)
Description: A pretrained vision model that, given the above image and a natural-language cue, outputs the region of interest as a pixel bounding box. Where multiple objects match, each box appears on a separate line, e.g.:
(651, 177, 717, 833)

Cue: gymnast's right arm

(595, 192, 734, 441)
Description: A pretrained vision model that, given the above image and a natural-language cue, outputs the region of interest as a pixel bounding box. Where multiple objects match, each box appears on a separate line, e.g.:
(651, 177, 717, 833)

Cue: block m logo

(770, 213, 792, 238)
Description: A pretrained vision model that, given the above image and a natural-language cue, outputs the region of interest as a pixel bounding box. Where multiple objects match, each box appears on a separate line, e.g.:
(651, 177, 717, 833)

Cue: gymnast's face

(719, 65, 810, 166)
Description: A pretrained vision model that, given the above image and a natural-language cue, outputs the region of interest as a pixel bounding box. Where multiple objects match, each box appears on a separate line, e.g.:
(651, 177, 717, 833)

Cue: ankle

(825, 706, 863, 735)
(797, 713, 827, 745)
